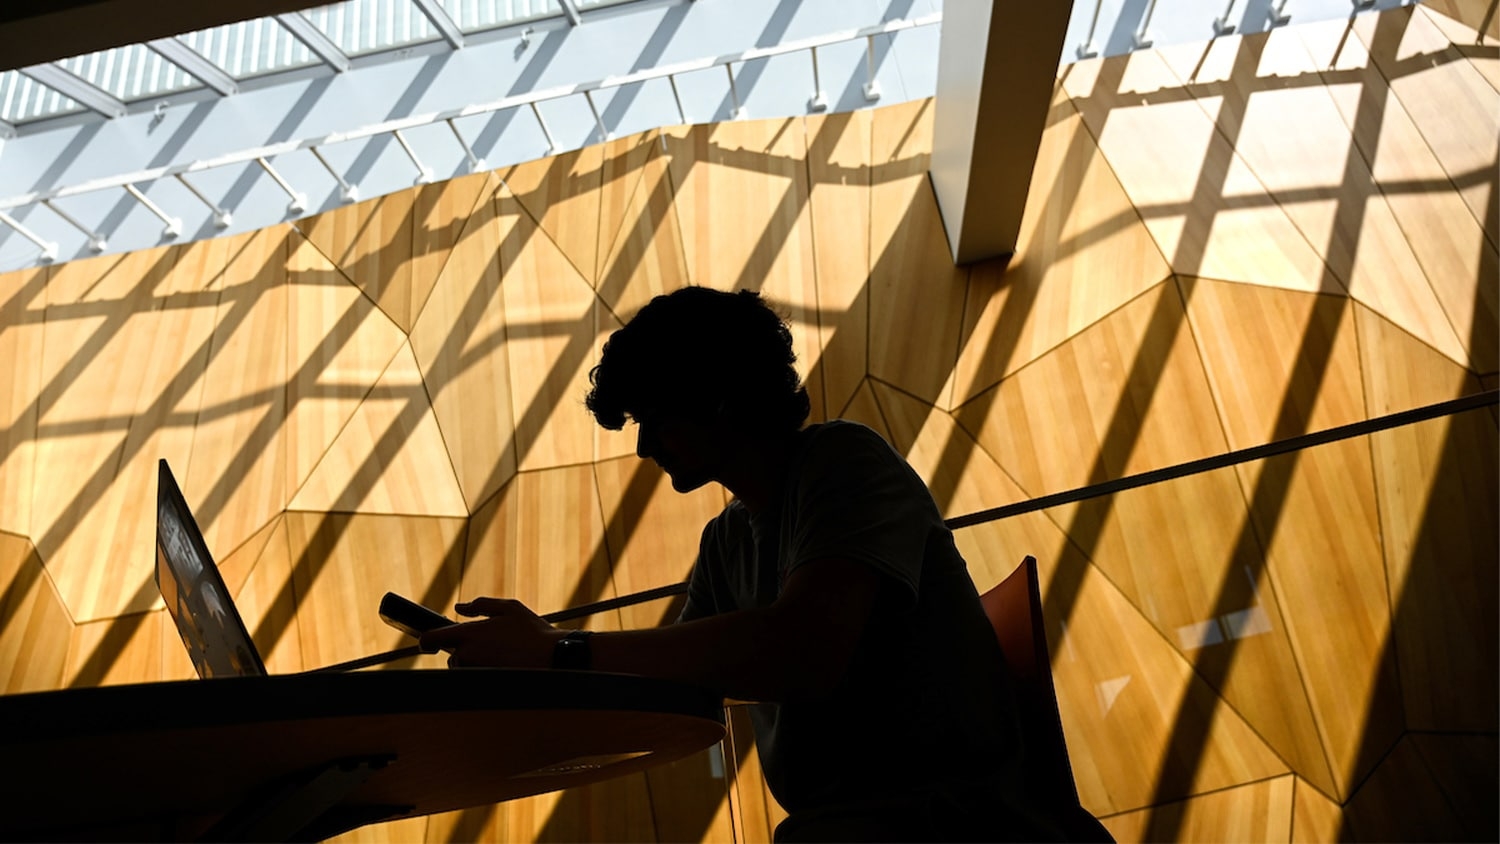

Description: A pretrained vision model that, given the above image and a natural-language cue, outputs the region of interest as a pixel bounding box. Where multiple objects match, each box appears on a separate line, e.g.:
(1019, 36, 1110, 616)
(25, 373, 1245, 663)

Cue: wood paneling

(285, 512, 462, 671)
(497, 187, 607, 472)
(956, 281, 1229, 498)
(1062, 51, 1330, 291)
(296, 188, 418, 332)
(284, 231, 407, 501)
(411, 171, 499, 330)
(805, 110, 872, 421)
(1368, 408, 1497, 731)
(834, 378, 891, 440)
(956, 88, 1170, 405)
(1184, 279, 1365, 450)
(0, 532, 69, 693)
(462, 465, 614, 627)
(0, 267, 47, 537)
(1289, 776, 1343, 843)
(725, 707, 785, 842)
(289, 342, 467, 516)
(1339, 734, 1469, 842)
(868, 380, 1029, 520)
(595, 131, 689, 321)
(421, 775, 657, 843)
(1098, 775, 1293, 843)
(1034, 552, 1288, 816)
(228, 515, 306, 675)
(409, 173, 518, 512)
(1409, 732, 1500, 841)
(1356, 6, 1500, 233)
(503, 145, 605, 287)
(597, 131, 662, 287)
(949, 512, 1092, 605)
(1357, 302, 1485, 415)
(1164, 29, 1468, 368)
(1296, 17, 1498, 375)
(867, 99, 969, 409)
(1238, 436, 1400, 800)
(1048, 465, 1338, 797)
(593, 455, 723, 631)
(1421, 0, 1500, 42)
(65, 611, 165, 688)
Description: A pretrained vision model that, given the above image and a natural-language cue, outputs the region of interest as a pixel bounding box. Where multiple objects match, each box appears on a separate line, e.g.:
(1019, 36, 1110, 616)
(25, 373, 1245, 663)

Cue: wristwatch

(552, 630, 594, 670)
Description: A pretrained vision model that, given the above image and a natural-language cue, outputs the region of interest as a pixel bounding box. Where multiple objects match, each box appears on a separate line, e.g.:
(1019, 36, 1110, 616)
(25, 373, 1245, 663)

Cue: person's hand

(420, 598, 565, 668)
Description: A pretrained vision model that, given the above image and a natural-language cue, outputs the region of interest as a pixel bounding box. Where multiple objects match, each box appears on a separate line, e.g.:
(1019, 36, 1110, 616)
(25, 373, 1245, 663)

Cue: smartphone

(379, 592, 455, 647)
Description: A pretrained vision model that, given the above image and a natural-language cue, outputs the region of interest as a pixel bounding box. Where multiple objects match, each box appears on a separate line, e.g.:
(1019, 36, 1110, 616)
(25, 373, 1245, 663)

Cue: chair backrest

(980, 556, 1113, 842)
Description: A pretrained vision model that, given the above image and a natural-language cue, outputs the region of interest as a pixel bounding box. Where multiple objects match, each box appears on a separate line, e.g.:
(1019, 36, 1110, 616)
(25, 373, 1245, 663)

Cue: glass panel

(177, 18, 320, 78)
(0, 70, 85, 123)
(56, 43, 203, 102)
(575, 0, 640, 8)
(434, 0, 563, 33)
(300, 0, 442, 56)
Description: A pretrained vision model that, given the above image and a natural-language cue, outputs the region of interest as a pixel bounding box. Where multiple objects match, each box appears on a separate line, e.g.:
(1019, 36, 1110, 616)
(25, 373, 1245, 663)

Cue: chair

(980, 556, 1113, 843)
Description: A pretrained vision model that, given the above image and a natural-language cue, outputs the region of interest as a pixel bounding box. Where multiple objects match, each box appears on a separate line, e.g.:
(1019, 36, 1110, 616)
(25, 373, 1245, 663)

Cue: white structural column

(929, 0, 1072, 265)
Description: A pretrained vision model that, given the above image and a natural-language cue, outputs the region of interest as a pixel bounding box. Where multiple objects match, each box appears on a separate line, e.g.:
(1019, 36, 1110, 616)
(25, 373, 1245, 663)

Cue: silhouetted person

(425, 287, 1100, 842)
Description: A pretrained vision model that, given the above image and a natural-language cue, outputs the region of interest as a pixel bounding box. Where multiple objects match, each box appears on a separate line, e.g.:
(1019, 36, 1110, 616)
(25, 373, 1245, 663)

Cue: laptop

(155, 459, 420, 678)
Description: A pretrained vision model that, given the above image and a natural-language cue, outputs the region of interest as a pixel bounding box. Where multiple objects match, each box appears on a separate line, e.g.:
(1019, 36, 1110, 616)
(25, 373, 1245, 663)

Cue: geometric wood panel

(1062, 51, 1331, 292)
(956, 281, 1230, 498)
(1184, 279, 1365, 450)
(1290, 775, 1344, 843)
(1369, 409, 1498, 731)
(1338, 734, 1472, 842)
(1236, 436, 1401, 800)
(296, 188, 418, 333)
(224, 515, 306, 675)
(0, 532, 69, 693)
(461, 465, 614, 629)
(1048, 464, 1339, 797)
(804, 110, 872, 422)
(1037, 551, 1289, 816)
(411, 171, 500, 332)
(288, 341, 467, 517)
(1098, 774, 1293, 843)
(408, 173, 518, 512)
(596, 131, 664, 291)
(866, 99, 969, 409)
(1408, 732, 1500, 841)
(0, 266, 46, 537)
(594, 130, 690, 322)
(64, 610, 166, 688)
(956, 87, 1170, 405)
(285, 511, 462, 671)
(503, 145, 605, 288)
(283, 231, 407, 502)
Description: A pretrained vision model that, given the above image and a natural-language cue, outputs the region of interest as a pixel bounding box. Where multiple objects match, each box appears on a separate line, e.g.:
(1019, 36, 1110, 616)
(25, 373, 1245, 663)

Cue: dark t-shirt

(678, 421, 1063, 840)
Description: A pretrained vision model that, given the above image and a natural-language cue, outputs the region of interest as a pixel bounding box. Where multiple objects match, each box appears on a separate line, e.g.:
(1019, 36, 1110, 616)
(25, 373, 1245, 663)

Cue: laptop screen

(156, 459, 267, 679)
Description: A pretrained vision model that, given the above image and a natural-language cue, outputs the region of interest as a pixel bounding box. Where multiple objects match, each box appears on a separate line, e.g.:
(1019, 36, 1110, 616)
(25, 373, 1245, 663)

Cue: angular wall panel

(956, 282, 1229, 498)
(1339, 734, 1469, 841)
(1290, 776, 1343, 842)
(284, 231, 408, 501)
(503, 145, 605, 287)
(296, 189, 418, 332)
(1409, 732, 1500, 841)
(0, 267, 46, 537)
(1098, 775, 1293, 843)
(956, 88, 1170, 405)
(66, 611, 168, 688)
(596, 131, 663, 288)
(1184, 279, 1365, 450)
(286, 512, 463, 670)
(867, 99, 969, 409)
(411, 172, 500, 329)
(805, 110, 872, 421)
(226, 516, 306, 675)
(290, 341, 466, 516)
(1062, 52, 1330, 292)
(409, 173, 518, 512)
(595, 131, 689, 321)
(1237, 436, 1400, 800)
(0, 532, 69, 693)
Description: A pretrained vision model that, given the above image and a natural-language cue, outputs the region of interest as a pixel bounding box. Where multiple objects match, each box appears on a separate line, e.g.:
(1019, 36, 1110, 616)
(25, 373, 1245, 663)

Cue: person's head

(585, 287, 810, 491)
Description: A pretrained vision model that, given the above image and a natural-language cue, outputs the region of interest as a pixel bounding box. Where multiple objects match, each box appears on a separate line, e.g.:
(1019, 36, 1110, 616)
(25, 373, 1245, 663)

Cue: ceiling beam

(0, 0, 327, 72)
(409, 0, 464, 49)
(19, 63, 126, 118)
(558, 0, 583, 26)
(275, 12, 351, 73)
(147, 37, 239, 96)
(929, 0, 1071, 265)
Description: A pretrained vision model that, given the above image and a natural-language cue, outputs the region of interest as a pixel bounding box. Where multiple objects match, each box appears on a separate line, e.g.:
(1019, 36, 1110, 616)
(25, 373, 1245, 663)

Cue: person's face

(632, 407, 725, 493)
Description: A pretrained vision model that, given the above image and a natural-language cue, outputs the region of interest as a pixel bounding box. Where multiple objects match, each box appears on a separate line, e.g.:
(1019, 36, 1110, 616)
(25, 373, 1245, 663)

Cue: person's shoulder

(802, 419, 897, 456)
(702, 498, 752, 542)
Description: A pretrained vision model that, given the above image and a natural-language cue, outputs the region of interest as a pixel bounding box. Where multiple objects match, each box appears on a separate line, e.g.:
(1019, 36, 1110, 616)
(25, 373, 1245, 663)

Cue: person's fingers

(421, 623, 468, 651)
(456, 596, 518, 617)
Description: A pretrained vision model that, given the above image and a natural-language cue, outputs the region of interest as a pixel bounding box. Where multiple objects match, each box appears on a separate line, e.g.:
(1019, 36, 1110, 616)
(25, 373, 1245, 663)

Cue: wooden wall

(0, 4, 1493, 841)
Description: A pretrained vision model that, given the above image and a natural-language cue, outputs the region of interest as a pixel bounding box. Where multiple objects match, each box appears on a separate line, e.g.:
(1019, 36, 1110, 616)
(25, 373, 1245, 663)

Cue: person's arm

(420, 555, 882, 703)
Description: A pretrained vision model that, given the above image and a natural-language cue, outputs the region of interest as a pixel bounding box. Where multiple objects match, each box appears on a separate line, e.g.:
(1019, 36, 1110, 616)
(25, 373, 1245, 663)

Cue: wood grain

(408, 173, 518, 512)
(296, 188, 418, 331)
(65, 611, 165, 688)
(595, 130, 690, 321)
(1338, 734, 1471, 841)
(1063, 51, 1330, 291)
(1290, 776, 1343, 843)
(0, 532, 69, 693)
(596, 131, 660, 287)
(503, 145, 605, 287)
(956, 87, 1170, 406)
(0, 266, 47, 537)
(1098, 774, 1293, 843)
(223, 515, 306, 675)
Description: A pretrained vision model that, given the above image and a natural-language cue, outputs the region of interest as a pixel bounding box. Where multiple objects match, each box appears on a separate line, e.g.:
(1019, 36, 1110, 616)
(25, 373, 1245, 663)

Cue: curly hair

(586, 287, 811, 433)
